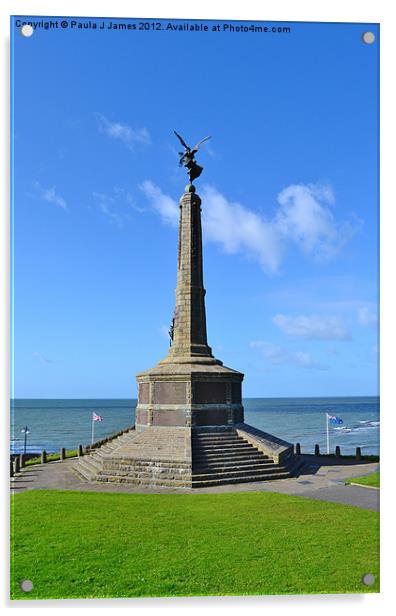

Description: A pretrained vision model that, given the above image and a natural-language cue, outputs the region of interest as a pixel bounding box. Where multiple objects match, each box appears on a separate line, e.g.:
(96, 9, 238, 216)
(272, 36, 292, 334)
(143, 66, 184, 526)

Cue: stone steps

(193, 427, 235, 433)
(192, 437, 242, 443)
(75, 459, 191, 486)
(101, 441, 127, 451)
(102, 463, 191, 474)
(101, 457, 191, 468)
(193, 443, 242, 447)
(193, 458, 276, 471)
(74, 458, 98, 481)
(193, 451, 267, 461)
(192, 439, 253, 450)
(192, 471, 291, 488)
(192, 465, 290, 481)
(89, 450, 109, 459)
(98, 437, 133, 451)
(74, 430, 138, 478)
(74, 426, 192, 487)
(94, 475, 191, 488)
(75, 459, 302, 488)
(193, 445, 256, 454)
(85, 432, 137, 455)
(191, 428, 297, 487)
(74, 425, 301, 489)
(84, 456, 103, 469)
(96, 469, 191, 480)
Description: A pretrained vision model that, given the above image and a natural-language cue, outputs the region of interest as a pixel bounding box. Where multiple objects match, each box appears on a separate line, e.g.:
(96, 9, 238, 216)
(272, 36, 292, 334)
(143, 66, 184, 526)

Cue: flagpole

(326, 413, 330, 454)
(91, 414, 95, 445)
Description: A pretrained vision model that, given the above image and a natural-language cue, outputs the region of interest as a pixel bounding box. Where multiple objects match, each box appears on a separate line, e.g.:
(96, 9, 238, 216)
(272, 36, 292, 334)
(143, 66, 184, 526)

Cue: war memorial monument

(75, 133, 301, 487)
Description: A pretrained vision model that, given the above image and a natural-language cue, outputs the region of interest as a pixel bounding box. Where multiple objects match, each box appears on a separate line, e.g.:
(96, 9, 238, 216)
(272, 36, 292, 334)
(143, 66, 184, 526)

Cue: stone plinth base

(135, 359, 244, 430)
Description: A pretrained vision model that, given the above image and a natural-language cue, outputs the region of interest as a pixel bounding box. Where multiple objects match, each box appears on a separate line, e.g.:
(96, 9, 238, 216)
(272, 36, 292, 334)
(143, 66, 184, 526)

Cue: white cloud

(250, 341, 328, 370)
(139, 180, 179, 227)
(92, 191, 115, 203)
(96, 113, 150, 149)
(201, 185, 282, 273)
(139, 181, 360, 273)
(139, 182, 282, 273)
(98, 202, 123, 227)
(34, 181, 67, 211)
(92, 192, 123, 227)
(275, 184, 359, 260)
(91, 187, 147, 226)
(114, 187, 146, 213)
(357, 306, 377, 327)
(273, 314, 352, 340)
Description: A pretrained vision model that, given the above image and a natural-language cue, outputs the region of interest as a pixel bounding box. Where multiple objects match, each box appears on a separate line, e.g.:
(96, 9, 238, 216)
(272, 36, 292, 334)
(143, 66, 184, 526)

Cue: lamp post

(21, 425, 30, 455)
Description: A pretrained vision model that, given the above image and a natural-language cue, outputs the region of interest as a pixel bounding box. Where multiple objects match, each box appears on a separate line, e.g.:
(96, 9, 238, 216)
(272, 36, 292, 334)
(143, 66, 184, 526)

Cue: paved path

(10, 455, 379, 511)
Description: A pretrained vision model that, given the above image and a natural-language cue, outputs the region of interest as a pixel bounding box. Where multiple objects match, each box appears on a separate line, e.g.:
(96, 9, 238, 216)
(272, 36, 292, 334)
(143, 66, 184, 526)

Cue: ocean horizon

(10, 396, 380, 456)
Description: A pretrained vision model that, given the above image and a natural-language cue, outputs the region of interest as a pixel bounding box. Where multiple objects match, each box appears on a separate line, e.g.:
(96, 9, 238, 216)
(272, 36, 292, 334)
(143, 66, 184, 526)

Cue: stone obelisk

(135, 178, 244, 429)
(167, 184, 213, 361)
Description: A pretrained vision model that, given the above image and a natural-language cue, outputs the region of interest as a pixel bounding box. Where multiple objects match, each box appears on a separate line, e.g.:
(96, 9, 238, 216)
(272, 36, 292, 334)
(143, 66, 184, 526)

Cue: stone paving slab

(10, 455, 379, 510)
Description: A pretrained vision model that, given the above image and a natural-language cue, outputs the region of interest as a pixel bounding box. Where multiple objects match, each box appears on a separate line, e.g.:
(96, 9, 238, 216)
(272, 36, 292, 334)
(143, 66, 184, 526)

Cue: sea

(10, 397, 379, 456)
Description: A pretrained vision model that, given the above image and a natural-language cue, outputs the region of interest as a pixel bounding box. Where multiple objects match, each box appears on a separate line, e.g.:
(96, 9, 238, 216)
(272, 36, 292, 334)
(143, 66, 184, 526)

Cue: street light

(20, 426, 30, 455)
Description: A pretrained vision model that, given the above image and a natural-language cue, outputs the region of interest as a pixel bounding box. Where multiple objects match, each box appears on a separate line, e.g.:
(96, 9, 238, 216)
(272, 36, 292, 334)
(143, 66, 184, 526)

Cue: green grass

(25, 451, 77, 466)
(10, 490, 379, 600)
(346, 472, 380, 488)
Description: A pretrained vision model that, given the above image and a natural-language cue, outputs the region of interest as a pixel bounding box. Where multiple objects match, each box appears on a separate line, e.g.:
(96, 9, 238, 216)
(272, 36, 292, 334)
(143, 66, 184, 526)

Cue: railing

(294, 443, 378, 461)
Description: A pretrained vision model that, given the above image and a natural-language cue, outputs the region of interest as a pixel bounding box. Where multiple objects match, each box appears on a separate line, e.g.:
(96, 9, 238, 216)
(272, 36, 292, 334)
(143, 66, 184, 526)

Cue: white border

(1, 1, 394, 614)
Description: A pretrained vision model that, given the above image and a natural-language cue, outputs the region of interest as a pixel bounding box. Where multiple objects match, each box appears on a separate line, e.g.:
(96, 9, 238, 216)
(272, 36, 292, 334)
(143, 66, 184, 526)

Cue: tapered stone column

(167, 185, 213, 361)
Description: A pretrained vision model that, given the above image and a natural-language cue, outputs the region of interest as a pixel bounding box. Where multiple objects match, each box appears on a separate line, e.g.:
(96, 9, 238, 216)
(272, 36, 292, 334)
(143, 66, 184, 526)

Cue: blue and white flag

(327, 414, 343, 425)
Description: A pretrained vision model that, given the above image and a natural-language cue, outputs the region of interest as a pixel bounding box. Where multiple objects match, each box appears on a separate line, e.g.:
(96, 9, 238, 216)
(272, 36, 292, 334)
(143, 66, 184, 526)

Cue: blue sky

(11, 16, 379, 398)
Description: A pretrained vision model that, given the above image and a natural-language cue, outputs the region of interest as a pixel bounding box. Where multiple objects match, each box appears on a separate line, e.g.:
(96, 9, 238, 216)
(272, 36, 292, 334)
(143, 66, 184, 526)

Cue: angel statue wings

(174, 130, 211, 183)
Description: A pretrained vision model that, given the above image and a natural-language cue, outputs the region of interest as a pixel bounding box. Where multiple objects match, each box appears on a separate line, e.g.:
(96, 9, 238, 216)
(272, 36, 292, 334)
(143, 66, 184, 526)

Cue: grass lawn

(10, 490, 379, 600)
(25, 451, 77, 466)
(346, 472, 380, 488)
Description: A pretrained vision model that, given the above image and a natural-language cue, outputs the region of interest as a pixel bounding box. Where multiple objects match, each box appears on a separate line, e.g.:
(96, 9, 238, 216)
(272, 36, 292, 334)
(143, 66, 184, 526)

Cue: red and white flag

(92, 412, 103, 422)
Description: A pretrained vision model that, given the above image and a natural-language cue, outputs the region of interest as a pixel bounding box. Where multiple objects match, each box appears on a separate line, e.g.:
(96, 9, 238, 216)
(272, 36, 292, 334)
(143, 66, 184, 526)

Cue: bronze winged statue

(174, 130, 211, 183)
